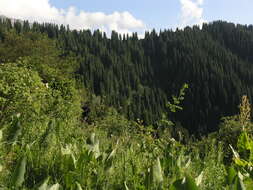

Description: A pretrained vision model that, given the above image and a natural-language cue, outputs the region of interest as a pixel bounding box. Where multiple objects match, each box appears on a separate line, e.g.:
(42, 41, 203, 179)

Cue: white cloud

(196, 0, 204, 5)
(0, 0, 146, 37)
(179, 0, 206, 28)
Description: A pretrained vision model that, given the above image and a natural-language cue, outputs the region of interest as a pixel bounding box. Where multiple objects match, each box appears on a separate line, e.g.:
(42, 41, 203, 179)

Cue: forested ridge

(1, 18, 253, 134)
(1, 17, 253, 189)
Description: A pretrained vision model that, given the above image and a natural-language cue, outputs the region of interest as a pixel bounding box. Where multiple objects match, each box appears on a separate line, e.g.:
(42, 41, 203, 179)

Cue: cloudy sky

(0, 0, 252, 37)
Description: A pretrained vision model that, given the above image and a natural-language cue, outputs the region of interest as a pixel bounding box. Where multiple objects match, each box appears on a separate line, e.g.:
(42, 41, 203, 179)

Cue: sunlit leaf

(61, 144, 72, 155)
(48, 183, 60, 190)
(86, 133, 100, 159)
(124, 181, 129, 190)
(0, 130, 2, 141)
(230, 145, 240, 159)
(76, 182, 83, 190)
(152, 157, 163, 184)
(169, 175, 199, 190)
(38, 177, 50, 190)
(195, 171, 203, 186)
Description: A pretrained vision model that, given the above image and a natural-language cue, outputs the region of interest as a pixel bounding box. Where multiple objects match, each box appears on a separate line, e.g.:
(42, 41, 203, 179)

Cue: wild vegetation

(1, 18, 253, 189)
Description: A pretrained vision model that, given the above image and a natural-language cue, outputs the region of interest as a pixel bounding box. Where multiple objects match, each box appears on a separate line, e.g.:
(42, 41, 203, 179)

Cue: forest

(1, 17, 253, 189)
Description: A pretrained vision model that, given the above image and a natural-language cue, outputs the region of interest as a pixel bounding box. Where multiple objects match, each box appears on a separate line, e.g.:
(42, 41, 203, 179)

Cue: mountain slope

(1, 18, 253, 134)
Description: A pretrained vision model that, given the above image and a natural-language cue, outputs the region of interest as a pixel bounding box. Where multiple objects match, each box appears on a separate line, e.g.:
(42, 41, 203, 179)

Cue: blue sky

(50, 0, 181, 30)
(49, 0, 253, 30)
(0, 0, 253, 37)
(203, 0, 253, 25)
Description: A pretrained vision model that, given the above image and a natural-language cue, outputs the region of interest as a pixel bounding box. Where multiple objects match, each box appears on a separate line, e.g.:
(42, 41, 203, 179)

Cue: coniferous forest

(1, 17, 253, 189)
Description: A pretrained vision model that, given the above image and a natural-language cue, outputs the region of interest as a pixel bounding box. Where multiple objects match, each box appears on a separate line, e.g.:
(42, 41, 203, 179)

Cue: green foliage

(220, 96, 253, 189)
(169, 175, 199, 190)
(227, 167, 247, 190)
(0, 27, 83, 189)
(152, 157, 163, 186)
(3, 19, 253, 134)
(11, 156, 27, 188)
(167, 84, 188, 113)
(0, 61, 50, 124)
(230, 131, 253, 176)
(2, 18, 253, 190)
(38, 177, 50, 190)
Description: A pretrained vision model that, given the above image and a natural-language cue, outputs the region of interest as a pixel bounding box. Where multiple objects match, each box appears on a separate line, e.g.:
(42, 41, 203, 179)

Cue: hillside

(1, 19, 253, 134)
(1, 18, 253, 189)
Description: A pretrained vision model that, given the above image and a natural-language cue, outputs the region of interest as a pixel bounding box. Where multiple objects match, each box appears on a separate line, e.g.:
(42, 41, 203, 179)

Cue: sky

(0, 0, 253, 37)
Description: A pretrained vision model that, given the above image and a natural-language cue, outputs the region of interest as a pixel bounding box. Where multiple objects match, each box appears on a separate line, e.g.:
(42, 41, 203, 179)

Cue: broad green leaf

(104, 147, 118, 174)
(237, 132, 251, 151)
(238, 171, 244, 181)
(230, 145, 240, 159)
(90, 141, 100, 159)
(38, 177, 50, 190)
(106, 148, 117, 161)
(152, 157, 163, 184)
(10, 121, 22, 144)
(229, 172, 246, 190)
(144, 168, 152, 189)
(61, 144, 72, 155)
(238, 172, 246, 190)
(48, 183, 60, 190)
(0, 130, 2, 141)
(61, 144, 77, 168)
(124, 181, 129, 190)
(195, 171, 203, 186)
(244, 178, 253, 189)
(87, 133, 100, 159)
(227, 167, 237, 184)
(234, 158, 248, 167)
(71, 153, 77, 169)
(12, 156, 27, 188)
(87, 133, 96, 145)
(76, 182, 83, 190)
(185, 158, 191, 169)
(169, 175, 199, 190)
(176, 155, 182, 168)
(234, 176, 246, 190)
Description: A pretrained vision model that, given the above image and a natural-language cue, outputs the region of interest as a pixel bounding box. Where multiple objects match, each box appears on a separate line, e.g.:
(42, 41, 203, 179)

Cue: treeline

(1, 18, 253, 134)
